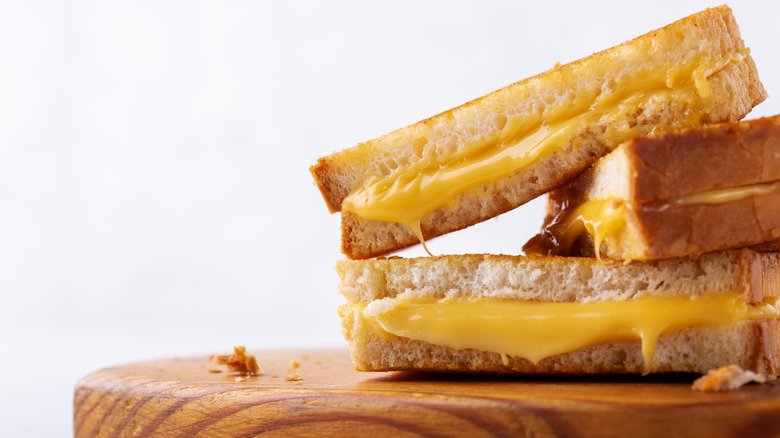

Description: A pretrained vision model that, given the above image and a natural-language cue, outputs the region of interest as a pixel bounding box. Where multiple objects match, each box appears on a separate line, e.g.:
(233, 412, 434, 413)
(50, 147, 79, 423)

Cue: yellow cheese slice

(358, 292, 779, 372)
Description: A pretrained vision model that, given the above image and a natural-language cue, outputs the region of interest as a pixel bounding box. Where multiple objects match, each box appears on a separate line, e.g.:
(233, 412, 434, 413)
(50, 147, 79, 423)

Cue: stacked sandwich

(311, 5, 780, 375)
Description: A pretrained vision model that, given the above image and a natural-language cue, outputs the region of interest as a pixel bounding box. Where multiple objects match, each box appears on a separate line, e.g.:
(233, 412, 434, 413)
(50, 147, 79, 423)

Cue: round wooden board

(75, 348, 780, 437)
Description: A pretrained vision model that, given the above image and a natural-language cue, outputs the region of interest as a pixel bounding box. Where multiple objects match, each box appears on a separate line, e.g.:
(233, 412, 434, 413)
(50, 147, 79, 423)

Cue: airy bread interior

(339, 251, 780, 304)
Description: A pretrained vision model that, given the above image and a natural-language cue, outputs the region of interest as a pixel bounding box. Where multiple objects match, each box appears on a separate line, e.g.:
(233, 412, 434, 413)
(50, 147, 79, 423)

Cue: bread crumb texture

(692, 365, 767, 391)
(212, 346, 260, 376)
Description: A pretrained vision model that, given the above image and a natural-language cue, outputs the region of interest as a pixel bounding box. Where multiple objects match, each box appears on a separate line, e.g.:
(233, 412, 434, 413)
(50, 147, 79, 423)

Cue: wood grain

(74, 348, 780, 437)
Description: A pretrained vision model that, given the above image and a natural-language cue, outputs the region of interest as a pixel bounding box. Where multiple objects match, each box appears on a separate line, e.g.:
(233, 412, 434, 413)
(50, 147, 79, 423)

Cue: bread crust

(312, 6, 766, 259)
(631, 116, 780, 200)
(748, 319, 780, 374)
(558, 115, 780, 203)
(626, 194, 780, 260)
(337, 251, 780, 375)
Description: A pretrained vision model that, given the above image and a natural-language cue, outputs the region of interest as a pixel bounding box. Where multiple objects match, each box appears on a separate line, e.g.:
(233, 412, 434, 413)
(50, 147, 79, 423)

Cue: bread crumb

(235, 376, 244, 382)
(213, 346, 260, 376)
(208, 369, 223, 374)
(290, 360, 300, 370)
(271, 374, 278, 378)
(693, 365, 766, 392)
(285, 373, 302, 382)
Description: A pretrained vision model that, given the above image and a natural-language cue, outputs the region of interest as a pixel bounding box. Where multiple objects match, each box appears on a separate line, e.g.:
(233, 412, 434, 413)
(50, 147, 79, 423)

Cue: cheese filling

(359, 292, 779, 372)
(523, 198, 627, 259)
(673, 180, 780, 205)
(342, 49, 750, 247)
(523, 179, 780, 258)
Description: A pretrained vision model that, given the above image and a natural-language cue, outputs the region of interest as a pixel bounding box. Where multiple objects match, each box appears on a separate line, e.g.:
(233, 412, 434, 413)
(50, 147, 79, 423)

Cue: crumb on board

(235, 376, 244, 382)
(290, 360, 300, 370)
(212, 346, 260, 376)
(285, 372, 302, 382)
(693, 365, 768, 392)
(271, 374, 278, 379)
(208, 369, 223, 374)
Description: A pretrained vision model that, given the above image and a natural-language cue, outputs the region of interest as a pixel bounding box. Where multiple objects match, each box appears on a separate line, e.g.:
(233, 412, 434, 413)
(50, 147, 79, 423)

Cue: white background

(1, 1, 778, 435)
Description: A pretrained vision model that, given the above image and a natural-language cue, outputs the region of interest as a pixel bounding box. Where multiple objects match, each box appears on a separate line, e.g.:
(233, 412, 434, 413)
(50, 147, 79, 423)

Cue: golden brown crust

(310, 158, 342, 213)
(627, 115, 780, 201)
(623, 192, 780, 261)
(547, 115, 780, 206)
(748, 319, 780, 375)
(749, 239, 780, 253)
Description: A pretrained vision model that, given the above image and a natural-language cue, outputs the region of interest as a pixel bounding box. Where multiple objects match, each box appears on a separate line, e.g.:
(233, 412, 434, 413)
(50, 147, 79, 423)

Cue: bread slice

(527, 115, 780, 261)
(337, 251, 780, 375)
(312, 5, 766, 259)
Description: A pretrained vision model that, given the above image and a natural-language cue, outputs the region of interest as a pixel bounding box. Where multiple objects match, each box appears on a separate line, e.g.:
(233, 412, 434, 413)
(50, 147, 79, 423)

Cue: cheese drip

(363, 293, 779, 372)
(523, 179, 780, 258)
(523, 198, 625, 259)
(342, 49, 750, 248)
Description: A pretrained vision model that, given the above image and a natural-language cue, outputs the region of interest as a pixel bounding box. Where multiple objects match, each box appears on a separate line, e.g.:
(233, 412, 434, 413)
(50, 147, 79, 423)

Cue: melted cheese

(524, 179, 780, 258)
(672, 180, 780, 205)
(361, 293, 779, 372)
(342, 49, 750, 246)
(523, 198, 627, 259)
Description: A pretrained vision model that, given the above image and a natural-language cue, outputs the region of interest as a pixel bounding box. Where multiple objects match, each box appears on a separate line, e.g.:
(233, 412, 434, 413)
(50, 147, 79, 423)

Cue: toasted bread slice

(312, 5, 766, 259)
(527, 115, 780, 261)
(337, 251, 780, 375)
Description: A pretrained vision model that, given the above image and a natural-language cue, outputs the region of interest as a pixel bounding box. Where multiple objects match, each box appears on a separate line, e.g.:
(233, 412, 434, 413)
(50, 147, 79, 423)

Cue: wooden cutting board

(74, 348, 780, 437)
